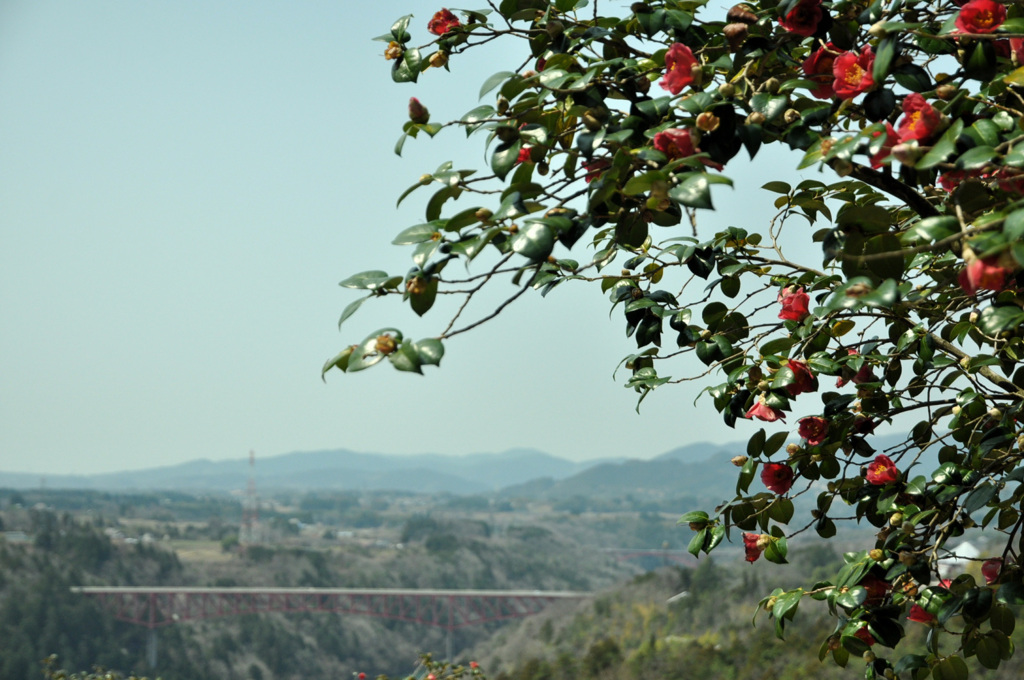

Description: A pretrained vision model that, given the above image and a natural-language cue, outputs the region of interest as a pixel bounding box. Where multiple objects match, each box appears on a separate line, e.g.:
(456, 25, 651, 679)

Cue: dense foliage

(327, 1, 1024, 677)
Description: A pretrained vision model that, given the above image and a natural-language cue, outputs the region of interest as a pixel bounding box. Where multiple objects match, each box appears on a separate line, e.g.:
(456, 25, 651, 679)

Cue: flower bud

(765, 596, 777, 611)
(583, 110, 604, 131)
(959, 356, 971, 370)
(497, 95, 510, 115)
(763, 77, 780, 94)
(385, 41, 404, 60)
(786, 443, 801, 455)
(475, 208, 493, 222)
(722, 23, 749, 51)
(696, 111, 721, 132)
(408, 97, 430, 125)
(863, 651, 876, 663)
(832, 159, 853, 176)
(869, 549, 884, 561)
(731, 455, 749, 467)
(727, 4, 758, 24)
(689, 63, 704, 87)
(868, 20, 889, 38)
(989, 407, 1002, 418)
(537, 161, 549, 176)
(889, 512, 903, 526)
(429, 51, 449, 68)
(783, 108, 801, 125)
(375, 334, 397, 355)
(406, 276, 427, 295)
(969, 311, 979, 323)
(634, 74, 651, 94)
(951, 405, 962, 415)
(936, 83, 958, 101)
(718, 82, 736, 98)
(891, 142, 922, 167)
(746, 111, 766, 125)
(898, 551, 916, 566)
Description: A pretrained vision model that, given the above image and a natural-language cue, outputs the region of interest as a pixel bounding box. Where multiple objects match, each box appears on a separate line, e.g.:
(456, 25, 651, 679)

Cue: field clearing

(168, 539, 232, 563)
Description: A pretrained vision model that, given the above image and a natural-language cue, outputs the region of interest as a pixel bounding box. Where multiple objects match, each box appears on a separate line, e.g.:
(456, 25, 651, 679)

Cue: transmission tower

(240, 450, 260, 545)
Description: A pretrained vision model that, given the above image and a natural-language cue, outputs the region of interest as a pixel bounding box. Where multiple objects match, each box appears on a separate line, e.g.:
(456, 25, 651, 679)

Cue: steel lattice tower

(240, 450, 260, 545)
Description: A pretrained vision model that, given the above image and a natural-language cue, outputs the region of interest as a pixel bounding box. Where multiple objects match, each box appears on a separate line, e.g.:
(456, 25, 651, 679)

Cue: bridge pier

(146, 629, 158, 668)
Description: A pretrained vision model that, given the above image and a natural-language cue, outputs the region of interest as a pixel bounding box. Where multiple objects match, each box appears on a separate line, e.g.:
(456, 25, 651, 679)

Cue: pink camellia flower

(761, 462, 795, 494)
(833, 46, 875, 100)
(897, 94, 944, 143)
(428, 8, 461, 36)
(778, 286, 810, 321)
(870, 123, 899, 168)
(408, 97, 430, 124)
(959, 254, 1012, 295)
(798, 416, 829, 446)
(938, 578, 953, 589)
(778, 0, 824, 37)
(956, 0, 1006, 34)
(785, 359, 816, 397)
(652, 128, 724, 170)
(659, 43, 698, 94)
(908, 604, 936, 624)
(982, 558, 1002, 585)
(746, 398, 785, 422)
(853, 627, 876, 646)
(743, 532, 766, 562)
(866, 455, 899, 485)
(802, 43, 838, 99)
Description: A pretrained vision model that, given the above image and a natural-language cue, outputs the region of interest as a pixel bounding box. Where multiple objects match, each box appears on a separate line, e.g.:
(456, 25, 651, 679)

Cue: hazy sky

(1, 1, 830, 475)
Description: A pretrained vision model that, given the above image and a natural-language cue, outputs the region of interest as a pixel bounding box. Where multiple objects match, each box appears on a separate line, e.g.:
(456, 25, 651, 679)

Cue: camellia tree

(324, 1, 1024, 677)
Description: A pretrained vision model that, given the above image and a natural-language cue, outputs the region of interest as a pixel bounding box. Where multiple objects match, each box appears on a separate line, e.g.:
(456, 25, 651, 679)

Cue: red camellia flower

(897, 94, 944, 143)
(959, 255, 1013, 295)
(746, 398, 785, 422)
(853, 627, 876, 646)
(802, 43, 838, 99)
(470, 662, 479, 670)
(870, 123, 899, 168)
(908, 604, 936, 624)
(837, 349, 876, 387)
(778, 0, 824, 37)
(516, 146, 533, 164)
(798, 416, 829, 446)
(659, 43, 698, 94)
(761, 462, 795, 494)
(982, 558, 1002, 584)
(358, 674, 367, 680)
(778, 286, 810, 321)
(652, 128, 724, 170)
(833, 46, 875, 100)
(860, 574, 892, 604)
(785, 359, 816, 397)
(956, 0, 1006, 34)
(743, 532, 766, 562)
(428, 8, 461, 36)
(583, 158, 611, 183)
(866, 455, 899, 485)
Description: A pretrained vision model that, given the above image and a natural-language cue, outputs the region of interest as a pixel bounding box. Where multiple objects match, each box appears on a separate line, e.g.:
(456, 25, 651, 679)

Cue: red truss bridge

(71, 586, 591, 630)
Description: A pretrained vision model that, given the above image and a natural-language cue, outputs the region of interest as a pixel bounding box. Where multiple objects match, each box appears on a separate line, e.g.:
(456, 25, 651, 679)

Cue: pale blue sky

(1, 1, 829, 475)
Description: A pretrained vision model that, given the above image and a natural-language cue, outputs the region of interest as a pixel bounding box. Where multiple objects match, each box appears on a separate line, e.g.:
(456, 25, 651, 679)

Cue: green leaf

(747, 429, 766, 456)
(321, 345, 355, 378)
(687, 527, 707, 557)
(409, 278, 438, 316)
(893, 63, 931, 92)
(479, 70, 515, 99)
(390, 14, 413, 42)
(391, 48, 422, 83)
(679, 510, 710, 525)
(918, 120, 963, 170)
(491, 140, 523, 181)
(337, 295, 369, 330)
(388, 341, 423, 374)
(668, 174, 733, 210)
(339, 270, 396, 290)
(957, 146, 997, 170)
(393, 223, 439, 245)
(764, 431, 788, 456)
(872, 36, 897, 83)
(762, 181, 791, 194)
(979, 306, 1024, 336)
(511, 223, 555, 262)
(764, 535, 787, 564)
(413, 338, 445, 366)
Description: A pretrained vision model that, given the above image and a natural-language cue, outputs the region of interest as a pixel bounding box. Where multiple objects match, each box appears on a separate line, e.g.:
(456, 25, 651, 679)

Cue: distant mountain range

(0, 432, 920, 498)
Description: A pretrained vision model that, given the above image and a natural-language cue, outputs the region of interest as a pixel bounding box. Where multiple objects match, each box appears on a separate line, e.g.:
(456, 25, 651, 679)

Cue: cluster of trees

(329, 1, 1024, 676)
